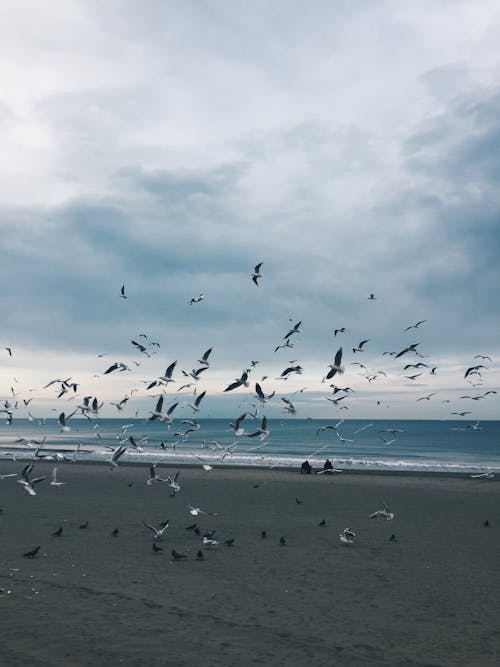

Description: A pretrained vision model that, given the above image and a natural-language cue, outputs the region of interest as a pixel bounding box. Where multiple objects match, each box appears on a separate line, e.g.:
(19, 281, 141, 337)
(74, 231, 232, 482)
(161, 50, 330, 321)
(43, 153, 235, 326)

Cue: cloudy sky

(1, 0, 499, 421)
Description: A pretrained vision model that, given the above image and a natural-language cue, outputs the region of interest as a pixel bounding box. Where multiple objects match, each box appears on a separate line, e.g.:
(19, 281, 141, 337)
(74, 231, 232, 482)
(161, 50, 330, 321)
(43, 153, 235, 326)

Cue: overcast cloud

(0, 1, 499, 420)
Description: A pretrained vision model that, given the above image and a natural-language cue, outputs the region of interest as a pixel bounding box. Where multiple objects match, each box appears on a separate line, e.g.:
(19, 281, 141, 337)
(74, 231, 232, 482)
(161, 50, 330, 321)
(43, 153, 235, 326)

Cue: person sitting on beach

(301, 460, 312, 474)
(323, 459, 333, 474)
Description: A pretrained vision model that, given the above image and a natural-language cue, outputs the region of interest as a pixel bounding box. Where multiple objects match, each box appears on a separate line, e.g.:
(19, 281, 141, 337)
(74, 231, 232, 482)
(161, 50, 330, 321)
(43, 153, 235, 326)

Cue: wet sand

(0, 461, 499, 666)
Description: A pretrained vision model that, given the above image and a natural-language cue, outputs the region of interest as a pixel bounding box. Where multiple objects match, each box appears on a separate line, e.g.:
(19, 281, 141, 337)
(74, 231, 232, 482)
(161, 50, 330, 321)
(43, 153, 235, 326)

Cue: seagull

(334, 328, 349, 336)
(189, 390, 206, 414)
(473, 355, 492, 362)
(146, 463, 169, 485)
(104, 362, 131, 374)
(202, 536, 219, 547)
(246, 416, 270, 440)
(197, 348, 213, 367)
(369, 504, 394, 520)
(50, 467, 66, 487)
(131, 339, 150, 355)
(148, 395, 178, 423)
(251, 262, 263, 285)
(404, 320, 426, 332)
(224, 371, 249, 392)
(395, 343, 420, 358)
(17, 463, 46, 496)
(368, 293, 376, 300)
(339, 527, 356, 545)
(188, 505, 218, 516)
(143, 520, 169, 539)
(325, 348, 344, 379)
(58, 410, 76, 432)
(316, 419, 344, 435)
(283, 321, 301, 340)
(417, 393, 437, 401)
(470, 472, 495, 479)
(467, 421, 482, 431)
(108, 444, 128, 469)
(379, 436, 397, 446)
(278, 365, 303, 379)
(188, 293, 205, 305)
(166, 471, 181, 494)
(23, 546, 41, 559)
(120, 285, 127, 299)
(255, 383, 275, 404)
(194, 455, 214, 471)
(148, 361, 178, 389)
(336, 431, 354, 445)
(464, 365, 486, 379)
(352, 339, 369, 354)
(228, 412, 247, 436)
(281, 397, 296, 415)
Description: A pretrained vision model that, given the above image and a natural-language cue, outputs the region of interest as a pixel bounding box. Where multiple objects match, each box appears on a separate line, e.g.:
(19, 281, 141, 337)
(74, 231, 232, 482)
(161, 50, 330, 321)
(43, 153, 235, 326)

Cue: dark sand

(0, 461, 499, 666)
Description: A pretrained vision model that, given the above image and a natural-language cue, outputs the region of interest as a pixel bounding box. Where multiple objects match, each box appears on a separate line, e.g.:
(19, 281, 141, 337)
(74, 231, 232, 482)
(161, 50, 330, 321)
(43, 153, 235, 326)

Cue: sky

(0, 0, 499, 422)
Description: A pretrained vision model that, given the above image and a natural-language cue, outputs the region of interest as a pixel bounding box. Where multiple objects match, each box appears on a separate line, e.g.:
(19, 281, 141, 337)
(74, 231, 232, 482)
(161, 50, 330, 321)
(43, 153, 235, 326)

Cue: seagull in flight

(120, 285, 127, 299)
(146, 463, 170, 485)
(224, 371, 249, 392)
(50, 467, 66, 487)
(281, 397, 296, 415)
(255, 383, 275, 404)
(107, 444, 127, 469)
(464, 364, 486, 379)
(369, 503, 394, 520)
(283, 321, 301, 341)
(189, 390, 206, 414)
(143, 520, 169, 539)
(251, 262, 263, 285)
(197, 348, 213, 367)
(352, 339, 369, 354)
(404, 320, 426, 332)
(246, 416, 270, 441)
(334, 328, 349, 336)
(228, 412, 247, 436)
(325, 348, 344, 381)
(473, 355, 492, 362)
(188, 293, 205, 305)
(395, 343, 420, 358)
(17, 463, 46, 496)
(188, 505, 218, 517)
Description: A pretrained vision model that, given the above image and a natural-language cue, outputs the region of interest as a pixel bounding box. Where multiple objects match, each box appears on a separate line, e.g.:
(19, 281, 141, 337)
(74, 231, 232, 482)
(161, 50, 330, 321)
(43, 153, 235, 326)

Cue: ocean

(0, 417, 499, 474)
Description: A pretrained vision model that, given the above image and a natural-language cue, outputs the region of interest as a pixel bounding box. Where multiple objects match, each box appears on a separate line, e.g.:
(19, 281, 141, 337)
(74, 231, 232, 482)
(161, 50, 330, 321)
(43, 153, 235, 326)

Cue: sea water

(0, 418, 499, 474)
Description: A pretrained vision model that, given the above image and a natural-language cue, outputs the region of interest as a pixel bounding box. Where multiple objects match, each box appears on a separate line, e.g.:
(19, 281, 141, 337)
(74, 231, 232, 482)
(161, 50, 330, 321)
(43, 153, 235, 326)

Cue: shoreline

(1, 455, 499, 479)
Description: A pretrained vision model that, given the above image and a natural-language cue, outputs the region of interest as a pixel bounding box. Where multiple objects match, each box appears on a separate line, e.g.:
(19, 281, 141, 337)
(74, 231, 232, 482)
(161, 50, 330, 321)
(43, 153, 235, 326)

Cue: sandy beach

(0, 461, 498, 667)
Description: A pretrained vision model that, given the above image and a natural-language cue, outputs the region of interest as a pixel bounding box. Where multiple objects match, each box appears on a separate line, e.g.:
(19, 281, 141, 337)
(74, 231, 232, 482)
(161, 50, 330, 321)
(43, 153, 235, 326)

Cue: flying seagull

(17, 463, 46, 496)
(120, 285, 127, 299)
(50, 467, 66, 487)
(189, 390, 206, 414)
(283, 321, 301, 340)
(325, 348, 344, 379)
(404, 320, 426, 332)
(108, 444, 128, 470)
(143, 520, 169, 539)
(251, 262, 263, 285)
(188, 293, 205, 305)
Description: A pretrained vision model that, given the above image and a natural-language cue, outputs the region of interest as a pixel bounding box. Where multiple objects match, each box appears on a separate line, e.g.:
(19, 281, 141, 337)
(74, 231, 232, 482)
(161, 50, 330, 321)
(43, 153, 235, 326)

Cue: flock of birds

(0, 261, 498, 476)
